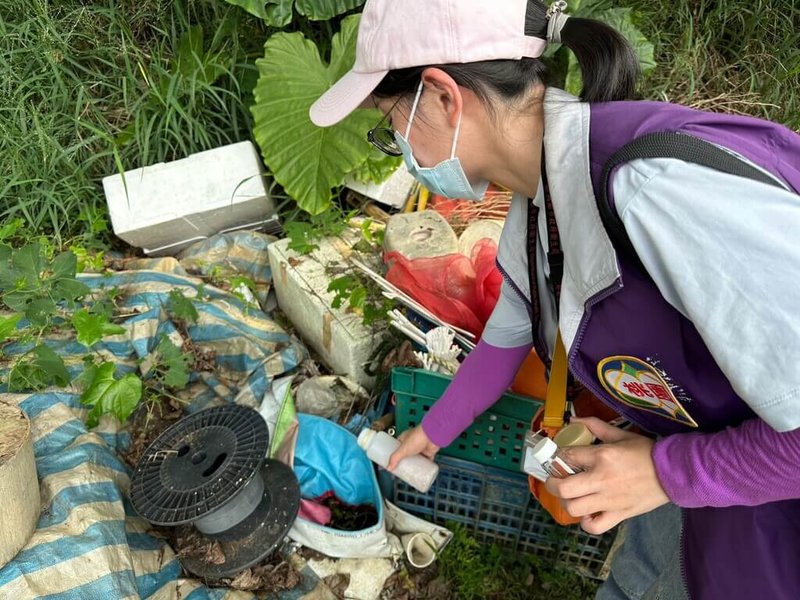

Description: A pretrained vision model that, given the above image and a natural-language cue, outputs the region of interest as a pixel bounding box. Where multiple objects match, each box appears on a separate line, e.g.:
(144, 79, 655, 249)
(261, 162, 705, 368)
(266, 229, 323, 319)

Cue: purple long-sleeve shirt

(421, 339, 531, 448)
(422, 339, 800, 507)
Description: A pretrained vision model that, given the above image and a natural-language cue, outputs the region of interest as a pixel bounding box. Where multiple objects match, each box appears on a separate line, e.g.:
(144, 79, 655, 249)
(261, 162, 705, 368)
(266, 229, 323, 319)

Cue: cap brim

(310, 69, 388, 127)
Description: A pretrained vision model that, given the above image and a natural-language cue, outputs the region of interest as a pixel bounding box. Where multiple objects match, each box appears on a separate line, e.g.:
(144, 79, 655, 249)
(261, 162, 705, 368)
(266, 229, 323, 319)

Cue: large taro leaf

(351, 147, 402, 184)
(224, 0, 269, 20)
(251, 15, 382, 214)
(294, 0, 364, 21)
(223, 0, 363, 27)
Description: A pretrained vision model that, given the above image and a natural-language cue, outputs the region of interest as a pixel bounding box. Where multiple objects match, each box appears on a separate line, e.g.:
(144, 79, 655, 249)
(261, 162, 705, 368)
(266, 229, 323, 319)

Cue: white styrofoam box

(268, 233, 387, 390)
(103, 141, 275, 255)
(344, 163, 416, 209)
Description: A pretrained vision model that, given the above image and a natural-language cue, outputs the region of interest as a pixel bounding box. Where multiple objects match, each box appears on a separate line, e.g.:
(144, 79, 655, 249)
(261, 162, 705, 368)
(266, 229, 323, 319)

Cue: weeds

(2, 0, 796, 245)
(438, 523, 600, 600)
(0, 0, 264, 246)
(0, 241, 143, 425)
(619, 0, 800, 129)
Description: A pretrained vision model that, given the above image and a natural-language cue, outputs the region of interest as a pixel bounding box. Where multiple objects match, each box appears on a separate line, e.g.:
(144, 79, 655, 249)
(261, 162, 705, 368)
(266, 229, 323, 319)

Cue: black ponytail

(525, 1, 640, 102)
(374, 0, 640, 105)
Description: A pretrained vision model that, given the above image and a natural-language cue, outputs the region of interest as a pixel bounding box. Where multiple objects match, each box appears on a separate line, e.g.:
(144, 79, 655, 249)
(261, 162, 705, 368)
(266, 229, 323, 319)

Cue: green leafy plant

(252, 14, 400, 215)
(79, 362, 143, 428)
(0, 242, 91, 328)
(88, 287, 123, 322)
(149, 336, 193, 390)
(0, 244, 80, 392)
(354, 217, 384, 249)
(349, 149, 404, 186)
(70, 245, 106, 273)
(0, 242, 142, 424)
(0, 243, 88, 393)
(168, 289, 200, 325)
(284, 205, 355, 254)
(224, 0, 364, 27)
(0, 314, 22, 345)
(7, 345, 72, 393)
(0, 219, 25, 245)
(328, 273, 392, 327)
(71, 309, 127, 348)
(438, 523, 599, 600)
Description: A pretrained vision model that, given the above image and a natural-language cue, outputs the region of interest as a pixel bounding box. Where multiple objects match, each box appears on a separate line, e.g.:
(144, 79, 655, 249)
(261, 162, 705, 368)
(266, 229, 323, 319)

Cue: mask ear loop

(404, 81, 425, 139)
(450, 110, 463, 159)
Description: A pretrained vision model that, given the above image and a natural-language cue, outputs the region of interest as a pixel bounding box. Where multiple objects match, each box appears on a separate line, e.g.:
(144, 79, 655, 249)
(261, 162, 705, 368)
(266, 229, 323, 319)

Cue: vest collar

(543, 88, 621, 351)
(496, 88, 621, 354)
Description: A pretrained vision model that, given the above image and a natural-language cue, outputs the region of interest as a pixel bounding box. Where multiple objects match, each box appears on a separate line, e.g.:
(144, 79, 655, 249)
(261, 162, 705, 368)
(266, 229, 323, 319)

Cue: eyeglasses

(366, 97, 403, 157)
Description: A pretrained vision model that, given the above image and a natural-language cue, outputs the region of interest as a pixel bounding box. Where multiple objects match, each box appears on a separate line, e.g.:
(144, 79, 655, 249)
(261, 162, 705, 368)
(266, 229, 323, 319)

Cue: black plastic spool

(130, 404, 300, 579)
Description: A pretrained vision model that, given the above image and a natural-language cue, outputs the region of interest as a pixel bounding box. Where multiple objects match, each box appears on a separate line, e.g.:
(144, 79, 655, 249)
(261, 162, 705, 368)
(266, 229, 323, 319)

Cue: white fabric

(483, 281, 534, 348)
(490, 87, 800, 432)
(495, 88, 622, 354)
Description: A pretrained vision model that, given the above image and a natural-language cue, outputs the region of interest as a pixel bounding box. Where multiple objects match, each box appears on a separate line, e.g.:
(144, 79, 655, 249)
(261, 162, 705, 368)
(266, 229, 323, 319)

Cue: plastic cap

(553, 423, 594, 447)
(357, 428, 375, 451)
(532, 438, 558, 464)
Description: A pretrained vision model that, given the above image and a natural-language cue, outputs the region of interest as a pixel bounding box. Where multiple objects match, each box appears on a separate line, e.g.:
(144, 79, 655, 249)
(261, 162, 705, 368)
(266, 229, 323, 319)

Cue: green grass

(1, 0, 797, 246)
(620, 0, 800, 130)
(437, 524, 600, 600)
(0, 0, 265, 247)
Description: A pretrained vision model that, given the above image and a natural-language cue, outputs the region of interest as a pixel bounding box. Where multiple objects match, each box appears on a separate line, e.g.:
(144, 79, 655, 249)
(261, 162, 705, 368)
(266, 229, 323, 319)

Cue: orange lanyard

(541, 330, 569, 433)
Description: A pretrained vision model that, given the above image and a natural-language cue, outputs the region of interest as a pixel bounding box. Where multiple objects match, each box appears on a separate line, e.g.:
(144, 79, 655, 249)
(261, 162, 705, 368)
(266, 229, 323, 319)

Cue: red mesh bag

(384, 239, 502, 337)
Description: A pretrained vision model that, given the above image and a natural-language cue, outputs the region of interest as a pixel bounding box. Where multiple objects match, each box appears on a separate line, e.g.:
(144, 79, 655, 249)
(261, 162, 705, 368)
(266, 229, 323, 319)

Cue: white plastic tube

(401, 532, 437, 568)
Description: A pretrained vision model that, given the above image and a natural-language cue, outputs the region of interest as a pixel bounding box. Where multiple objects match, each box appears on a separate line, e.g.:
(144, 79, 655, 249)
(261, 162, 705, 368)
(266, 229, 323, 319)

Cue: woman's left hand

(544, 417, 670, 535)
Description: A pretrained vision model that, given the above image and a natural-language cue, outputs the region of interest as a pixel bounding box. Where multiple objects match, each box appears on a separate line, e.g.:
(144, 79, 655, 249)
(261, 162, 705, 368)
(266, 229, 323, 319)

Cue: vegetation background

(1, 0, 797, 246)
(0, 1, 797, 596)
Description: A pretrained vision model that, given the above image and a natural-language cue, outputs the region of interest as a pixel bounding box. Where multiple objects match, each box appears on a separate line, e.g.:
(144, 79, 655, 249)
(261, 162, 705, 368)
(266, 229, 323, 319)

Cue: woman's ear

(420, 67, 463, 128)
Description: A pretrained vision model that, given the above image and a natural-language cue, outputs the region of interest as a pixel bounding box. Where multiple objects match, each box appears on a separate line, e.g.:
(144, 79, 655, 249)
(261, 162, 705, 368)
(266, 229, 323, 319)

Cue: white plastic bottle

(357, 429, 439, 493)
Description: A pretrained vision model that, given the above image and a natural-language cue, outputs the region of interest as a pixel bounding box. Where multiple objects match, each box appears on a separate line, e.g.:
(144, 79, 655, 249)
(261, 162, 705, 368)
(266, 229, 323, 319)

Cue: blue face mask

(394, 82, 489, 201)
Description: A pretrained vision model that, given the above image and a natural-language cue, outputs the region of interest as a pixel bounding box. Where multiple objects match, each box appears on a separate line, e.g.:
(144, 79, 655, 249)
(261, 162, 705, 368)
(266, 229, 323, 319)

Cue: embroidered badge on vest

(597, 356, 698, 428)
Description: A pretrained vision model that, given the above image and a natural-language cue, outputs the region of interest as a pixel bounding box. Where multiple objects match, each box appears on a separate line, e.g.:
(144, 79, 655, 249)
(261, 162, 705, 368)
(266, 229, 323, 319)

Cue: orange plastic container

(526, 389, 624, 527)
(527, 406, 581, 526)
(511, 350, 548, 399)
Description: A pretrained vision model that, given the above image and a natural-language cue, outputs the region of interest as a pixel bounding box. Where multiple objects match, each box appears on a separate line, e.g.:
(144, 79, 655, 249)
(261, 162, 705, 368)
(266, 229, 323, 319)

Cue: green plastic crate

(391, 367, 542, 473)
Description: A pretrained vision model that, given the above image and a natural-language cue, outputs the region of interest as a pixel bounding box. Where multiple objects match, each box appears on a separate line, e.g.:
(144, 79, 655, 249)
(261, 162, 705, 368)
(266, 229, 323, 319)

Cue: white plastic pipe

(401, 532, 437, 568)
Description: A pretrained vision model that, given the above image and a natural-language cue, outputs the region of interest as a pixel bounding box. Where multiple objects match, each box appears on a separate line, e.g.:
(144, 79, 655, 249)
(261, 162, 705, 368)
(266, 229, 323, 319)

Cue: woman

(310, 0, 800, 598)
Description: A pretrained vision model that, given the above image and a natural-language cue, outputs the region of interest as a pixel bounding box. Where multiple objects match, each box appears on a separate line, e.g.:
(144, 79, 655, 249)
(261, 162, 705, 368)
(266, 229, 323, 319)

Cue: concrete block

(383, 211, 458, 259)
(344, 163, 416, 209)
(268, 231, 387, 390)
(103, 141, 276, 256)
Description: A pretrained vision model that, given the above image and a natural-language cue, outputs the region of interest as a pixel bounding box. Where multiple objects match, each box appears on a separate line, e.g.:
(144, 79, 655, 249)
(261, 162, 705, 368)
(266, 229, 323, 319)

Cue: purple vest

(561, 101, 800, 599)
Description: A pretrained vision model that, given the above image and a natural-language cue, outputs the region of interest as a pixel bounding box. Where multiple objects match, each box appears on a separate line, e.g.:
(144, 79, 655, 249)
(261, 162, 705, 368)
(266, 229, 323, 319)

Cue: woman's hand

(544, 417, 670, 535)
(387, 425, 440, 471)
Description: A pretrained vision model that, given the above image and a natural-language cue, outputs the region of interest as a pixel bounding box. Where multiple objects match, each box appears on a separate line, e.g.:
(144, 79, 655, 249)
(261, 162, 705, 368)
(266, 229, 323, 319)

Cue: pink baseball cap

(309, 0, 548, 127)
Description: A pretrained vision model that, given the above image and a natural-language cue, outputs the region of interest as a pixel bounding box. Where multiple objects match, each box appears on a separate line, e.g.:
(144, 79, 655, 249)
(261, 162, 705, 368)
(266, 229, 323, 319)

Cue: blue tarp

(0, 233, 330, 599)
